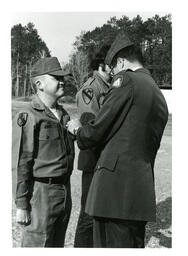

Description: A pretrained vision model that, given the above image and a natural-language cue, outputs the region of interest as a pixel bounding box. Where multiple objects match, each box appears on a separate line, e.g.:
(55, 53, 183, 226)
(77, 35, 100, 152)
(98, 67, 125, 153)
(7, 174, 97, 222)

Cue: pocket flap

(96, 154, 119, 172)
(39, 127, 59, 140)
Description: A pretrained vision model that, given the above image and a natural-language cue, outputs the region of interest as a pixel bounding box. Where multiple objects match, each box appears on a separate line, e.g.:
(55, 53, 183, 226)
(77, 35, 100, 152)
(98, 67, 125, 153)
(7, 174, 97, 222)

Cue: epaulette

(78, 77, 95, 91)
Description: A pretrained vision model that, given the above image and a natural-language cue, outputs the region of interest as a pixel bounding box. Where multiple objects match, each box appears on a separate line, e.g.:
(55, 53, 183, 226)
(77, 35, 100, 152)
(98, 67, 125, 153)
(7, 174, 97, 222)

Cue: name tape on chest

(82, 88, 94, 104)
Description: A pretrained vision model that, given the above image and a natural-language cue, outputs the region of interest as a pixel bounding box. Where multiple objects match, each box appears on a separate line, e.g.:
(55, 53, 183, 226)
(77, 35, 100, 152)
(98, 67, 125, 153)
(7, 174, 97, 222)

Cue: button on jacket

(76, 68, 169, 222)
(12, 95, 75, 209)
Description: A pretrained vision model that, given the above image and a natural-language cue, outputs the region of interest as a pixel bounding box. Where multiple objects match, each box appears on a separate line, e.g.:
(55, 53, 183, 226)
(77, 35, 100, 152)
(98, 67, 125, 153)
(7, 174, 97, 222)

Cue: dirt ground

(12, 102, 172, 248)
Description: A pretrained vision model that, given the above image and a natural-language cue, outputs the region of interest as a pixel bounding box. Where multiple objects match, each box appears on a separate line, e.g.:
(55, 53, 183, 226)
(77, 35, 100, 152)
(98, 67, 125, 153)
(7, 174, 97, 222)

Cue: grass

(12, 101, 172, 248)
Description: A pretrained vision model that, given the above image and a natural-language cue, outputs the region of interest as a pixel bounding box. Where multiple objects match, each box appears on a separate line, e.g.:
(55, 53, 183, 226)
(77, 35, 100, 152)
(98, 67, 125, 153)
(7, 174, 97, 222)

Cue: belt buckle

(49, 177, 53, 184)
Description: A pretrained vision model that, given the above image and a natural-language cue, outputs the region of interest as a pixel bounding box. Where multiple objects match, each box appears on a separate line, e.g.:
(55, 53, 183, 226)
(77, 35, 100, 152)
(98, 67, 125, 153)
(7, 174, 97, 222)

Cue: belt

(34, 176, 68, 185)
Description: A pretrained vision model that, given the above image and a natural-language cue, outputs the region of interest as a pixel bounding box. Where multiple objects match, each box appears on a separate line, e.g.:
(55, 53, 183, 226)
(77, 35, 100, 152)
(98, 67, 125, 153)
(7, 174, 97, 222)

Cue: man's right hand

(16, 208, 31, 225)
(66, 119, 81, 135)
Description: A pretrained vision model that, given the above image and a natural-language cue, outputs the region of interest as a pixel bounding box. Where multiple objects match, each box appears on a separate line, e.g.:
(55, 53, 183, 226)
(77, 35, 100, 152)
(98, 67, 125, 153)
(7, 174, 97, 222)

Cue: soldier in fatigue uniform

(74, 51, 111, 247)
(12, 57, 75, 247)
(67, 31, 169, 248)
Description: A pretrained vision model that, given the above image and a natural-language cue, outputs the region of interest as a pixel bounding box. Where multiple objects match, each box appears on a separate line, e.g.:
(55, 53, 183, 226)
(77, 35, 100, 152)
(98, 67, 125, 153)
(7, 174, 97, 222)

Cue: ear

(36, 79, 44, 91)
(122, 58, 128, 68)
(98, 64, 104, 73)
(98, 65, 102, 72)
(117, 57, 124, 65)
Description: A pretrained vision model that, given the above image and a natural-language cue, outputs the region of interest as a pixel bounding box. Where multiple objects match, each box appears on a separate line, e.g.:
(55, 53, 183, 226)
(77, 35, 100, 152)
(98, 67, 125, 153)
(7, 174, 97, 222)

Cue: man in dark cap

(12, 57, 75, 247)
(67, 31, 169, 248)
(74, 48, 111, 248)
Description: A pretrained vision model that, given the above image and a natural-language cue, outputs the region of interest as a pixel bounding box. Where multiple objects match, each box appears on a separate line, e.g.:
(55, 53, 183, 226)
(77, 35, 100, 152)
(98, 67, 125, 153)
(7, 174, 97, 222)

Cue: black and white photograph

(10, 10, 172, 248)
(4, 0, 188, 253)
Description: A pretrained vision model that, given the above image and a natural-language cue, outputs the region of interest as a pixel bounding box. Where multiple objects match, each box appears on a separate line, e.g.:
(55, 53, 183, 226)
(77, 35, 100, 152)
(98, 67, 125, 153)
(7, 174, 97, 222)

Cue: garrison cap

(105, 30, 134, 66)
(31, 57, 69, 77)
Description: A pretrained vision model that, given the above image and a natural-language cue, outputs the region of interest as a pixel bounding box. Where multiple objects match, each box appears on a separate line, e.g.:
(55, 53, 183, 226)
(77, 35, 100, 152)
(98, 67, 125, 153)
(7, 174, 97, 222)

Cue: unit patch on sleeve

(112, 75, 123, 88)
(17, 112, 28, 127)
(82, 88, 94, 104)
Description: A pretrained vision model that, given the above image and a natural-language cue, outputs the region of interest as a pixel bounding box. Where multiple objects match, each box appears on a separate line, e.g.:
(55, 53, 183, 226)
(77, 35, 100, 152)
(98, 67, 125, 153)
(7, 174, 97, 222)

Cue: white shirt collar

(130, 66, 143, 71)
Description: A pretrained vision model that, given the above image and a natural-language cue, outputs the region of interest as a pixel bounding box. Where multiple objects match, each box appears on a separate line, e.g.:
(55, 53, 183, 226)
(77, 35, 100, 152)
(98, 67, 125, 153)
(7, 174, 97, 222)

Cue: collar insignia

(112, 76, 123, 88)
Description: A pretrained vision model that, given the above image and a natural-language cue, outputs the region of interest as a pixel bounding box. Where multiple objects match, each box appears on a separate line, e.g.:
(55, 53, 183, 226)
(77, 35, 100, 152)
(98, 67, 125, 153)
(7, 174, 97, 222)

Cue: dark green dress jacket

(77, 68, 168, 222)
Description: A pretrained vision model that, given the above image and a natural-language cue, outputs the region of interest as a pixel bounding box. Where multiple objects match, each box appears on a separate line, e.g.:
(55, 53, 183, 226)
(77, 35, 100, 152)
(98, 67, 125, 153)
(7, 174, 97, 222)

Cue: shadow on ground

(145, 196, 172, 247)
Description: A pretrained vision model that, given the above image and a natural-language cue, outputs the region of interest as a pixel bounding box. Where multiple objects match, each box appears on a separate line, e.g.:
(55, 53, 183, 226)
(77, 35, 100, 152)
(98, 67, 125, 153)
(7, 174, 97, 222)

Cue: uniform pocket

(96, 154, 119, 172)
(39, 127, 60, 140)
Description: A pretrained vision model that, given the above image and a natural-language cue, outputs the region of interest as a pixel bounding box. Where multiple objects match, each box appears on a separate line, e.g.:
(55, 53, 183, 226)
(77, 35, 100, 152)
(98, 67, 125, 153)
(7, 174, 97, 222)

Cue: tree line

(11, 22, 51, 97)
(69, 14, 172, 89)
(11, 14, 172, 99)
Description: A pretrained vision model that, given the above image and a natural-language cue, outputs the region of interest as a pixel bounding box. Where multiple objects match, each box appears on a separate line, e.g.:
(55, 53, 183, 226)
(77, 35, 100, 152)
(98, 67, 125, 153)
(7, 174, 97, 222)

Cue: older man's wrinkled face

(39, 74, 65, 99)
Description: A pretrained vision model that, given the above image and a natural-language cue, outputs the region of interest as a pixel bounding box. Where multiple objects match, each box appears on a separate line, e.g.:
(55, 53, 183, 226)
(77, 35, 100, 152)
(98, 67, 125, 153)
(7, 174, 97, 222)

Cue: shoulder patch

(17, 112, 28, 127)
(82, 88, 94, 104)
(112, 75, 123, 88)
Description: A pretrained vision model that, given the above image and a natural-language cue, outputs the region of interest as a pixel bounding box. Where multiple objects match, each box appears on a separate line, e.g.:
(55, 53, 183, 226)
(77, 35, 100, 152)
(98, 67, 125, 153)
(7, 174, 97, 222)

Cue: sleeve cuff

(76, 127, 86, 150)
(15, 198, 30, 210)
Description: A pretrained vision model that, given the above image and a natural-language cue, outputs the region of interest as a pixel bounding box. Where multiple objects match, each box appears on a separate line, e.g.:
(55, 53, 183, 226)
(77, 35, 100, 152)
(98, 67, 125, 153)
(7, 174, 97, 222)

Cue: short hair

(90, 45, 110, 71)
(111, 45, 144, 67)
(90, 59, 105, 71)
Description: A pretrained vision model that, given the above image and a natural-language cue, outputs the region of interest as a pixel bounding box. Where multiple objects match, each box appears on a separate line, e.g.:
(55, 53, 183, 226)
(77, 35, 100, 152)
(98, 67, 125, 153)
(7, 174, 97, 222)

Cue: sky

(11, 12, 169, 64)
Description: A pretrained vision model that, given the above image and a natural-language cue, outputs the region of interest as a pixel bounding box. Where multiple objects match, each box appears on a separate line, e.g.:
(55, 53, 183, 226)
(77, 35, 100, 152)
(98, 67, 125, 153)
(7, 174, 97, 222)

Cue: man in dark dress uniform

(74, 52, 111, 247)
(67, 31, 169, 248)
(12, 57, 75, 247)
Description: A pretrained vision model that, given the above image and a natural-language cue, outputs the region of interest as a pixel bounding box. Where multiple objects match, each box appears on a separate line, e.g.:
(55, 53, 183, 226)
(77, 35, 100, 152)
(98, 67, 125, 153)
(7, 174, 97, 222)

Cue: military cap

(105, 30, 134, 66)
(31, 57, 69, 77)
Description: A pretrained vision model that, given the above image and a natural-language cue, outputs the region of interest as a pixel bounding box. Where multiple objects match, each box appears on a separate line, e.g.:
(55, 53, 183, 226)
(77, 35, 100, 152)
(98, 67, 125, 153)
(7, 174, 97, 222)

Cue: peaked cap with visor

(105, 30, 134, 66)
(31, 57, 71, 78)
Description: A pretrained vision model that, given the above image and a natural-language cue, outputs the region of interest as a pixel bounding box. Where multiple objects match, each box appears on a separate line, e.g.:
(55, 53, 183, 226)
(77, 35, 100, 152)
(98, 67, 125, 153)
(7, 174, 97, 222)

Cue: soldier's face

(105, 65, 112, 80)
(112, 58, 123, 75)
(101, 65, 112, 82)
(42, 75, 65, 98)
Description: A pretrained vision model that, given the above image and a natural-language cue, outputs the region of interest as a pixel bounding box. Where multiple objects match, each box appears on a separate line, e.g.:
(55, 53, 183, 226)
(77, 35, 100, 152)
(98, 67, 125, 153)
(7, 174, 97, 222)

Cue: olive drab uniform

(74, 71, 110, 247)
(76, 70, 110, 172)
(12, 95, 75, 247)
(76, 71, 110, 116)
(76, 68, 169, 247)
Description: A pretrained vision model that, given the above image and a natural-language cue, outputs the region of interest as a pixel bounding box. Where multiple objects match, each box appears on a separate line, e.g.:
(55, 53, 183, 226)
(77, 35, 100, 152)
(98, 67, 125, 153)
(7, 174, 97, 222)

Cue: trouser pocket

(21, 182, 72, 247)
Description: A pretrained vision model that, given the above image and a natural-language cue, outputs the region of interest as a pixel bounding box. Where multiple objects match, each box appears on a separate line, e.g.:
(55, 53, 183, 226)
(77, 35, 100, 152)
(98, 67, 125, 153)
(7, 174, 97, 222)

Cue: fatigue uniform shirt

(76, 68, 169, 222)
(12, 95, 75, 210)
(76, 71, 110, 172)
(76, 71, 110, 116)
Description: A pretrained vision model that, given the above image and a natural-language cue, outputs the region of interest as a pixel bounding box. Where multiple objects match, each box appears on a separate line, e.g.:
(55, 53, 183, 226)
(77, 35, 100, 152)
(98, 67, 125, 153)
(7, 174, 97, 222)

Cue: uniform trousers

(21, 180, 72, 247)
(93, 216, 147, 248)
(74, 172, 94, 247)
